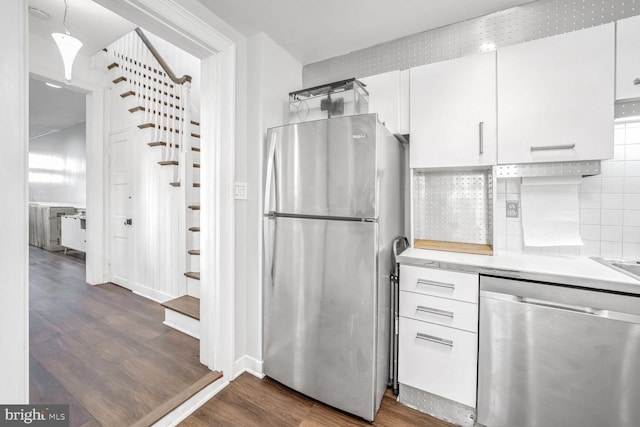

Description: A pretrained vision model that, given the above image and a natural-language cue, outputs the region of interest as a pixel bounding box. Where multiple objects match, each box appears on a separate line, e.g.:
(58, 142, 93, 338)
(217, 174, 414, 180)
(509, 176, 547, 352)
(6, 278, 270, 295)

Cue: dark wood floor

(181, 373, 455, 427)
(29, 246, 211, 427)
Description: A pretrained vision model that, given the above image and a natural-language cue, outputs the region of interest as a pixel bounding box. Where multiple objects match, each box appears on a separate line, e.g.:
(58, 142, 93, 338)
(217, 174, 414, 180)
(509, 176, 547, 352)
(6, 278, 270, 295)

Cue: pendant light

(51, 0, 82, 83)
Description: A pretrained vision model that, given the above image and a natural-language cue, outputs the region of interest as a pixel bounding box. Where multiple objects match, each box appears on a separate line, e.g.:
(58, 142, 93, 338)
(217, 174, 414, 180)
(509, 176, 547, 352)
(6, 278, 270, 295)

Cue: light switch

(506, 200, 519, 218)
(234, 182, 247, 200)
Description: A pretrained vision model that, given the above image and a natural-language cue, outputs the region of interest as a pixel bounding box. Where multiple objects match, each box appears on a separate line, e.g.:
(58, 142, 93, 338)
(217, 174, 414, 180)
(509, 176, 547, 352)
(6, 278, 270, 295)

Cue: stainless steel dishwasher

(478, 275, 640, 427)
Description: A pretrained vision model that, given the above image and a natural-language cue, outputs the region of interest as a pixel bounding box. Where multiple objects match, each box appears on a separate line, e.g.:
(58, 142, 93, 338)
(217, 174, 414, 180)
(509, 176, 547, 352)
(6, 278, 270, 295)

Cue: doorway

(3, 0, 236, 403)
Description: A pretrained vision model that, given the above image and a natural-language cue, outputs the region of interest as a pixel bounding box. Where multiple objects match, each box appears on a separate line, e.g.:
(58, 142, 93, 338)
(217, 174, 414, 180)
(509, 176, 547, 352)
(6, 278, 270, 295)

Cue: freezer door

(265, 114, 377, 219)
(263, 216, 378, 421)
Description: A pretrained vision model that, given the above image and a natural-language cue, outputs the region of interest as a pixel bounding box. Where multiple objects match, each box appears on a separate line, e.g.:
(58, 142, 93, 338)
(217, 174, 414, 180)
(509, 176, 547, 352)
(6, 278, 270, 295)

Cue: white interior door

(109, 130, 133, 289)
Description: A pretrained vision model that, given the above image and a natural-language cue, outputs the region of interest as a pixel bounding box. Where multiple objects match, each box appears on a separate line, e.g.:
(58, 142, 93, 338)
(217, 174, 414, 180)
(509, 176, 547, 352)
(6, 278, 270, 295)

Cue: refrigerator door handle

(264, 132, 277, 215)
(263, 216, 276, 292)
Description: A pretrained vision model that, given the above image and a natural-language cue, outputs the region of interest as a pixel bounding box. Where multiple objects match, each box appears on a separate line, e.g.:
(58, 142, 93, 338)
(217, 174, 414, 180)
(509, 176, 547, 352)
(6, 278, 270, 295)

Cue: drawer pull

(530, 143, 575, 152)
(416, 305, 454, 319)
(416, 278, 455, 291)
(416, 332, 453, 348)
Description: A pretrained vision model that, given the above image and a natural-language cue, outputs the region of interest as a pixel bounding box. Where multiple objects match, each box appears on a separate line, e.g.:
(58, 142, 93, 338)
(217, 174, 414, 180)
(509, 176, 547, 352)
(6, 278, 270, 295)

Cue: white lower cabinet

(399, 317, 478, 408)
(399, 265, 479, 410)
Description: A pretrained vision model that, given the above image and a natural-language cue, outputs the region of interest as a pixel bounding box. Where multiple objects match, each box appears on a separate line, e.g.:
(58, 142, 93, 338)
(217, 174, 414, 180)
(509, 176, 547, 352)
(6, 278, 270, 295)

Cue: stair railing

(106, 28, 193, 183)
(105, 28, 197, 296)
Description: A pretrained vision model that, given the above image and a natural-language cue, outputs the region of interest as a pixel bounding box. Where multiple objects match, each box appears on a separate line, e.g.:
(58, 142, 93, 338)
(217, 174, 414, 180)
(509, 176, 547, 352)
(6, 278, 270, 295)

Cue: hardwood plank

(162, 296, 200, 320)
(131, 371, 223, 427)
(29, 246, 214, 427)
(181, 373, 455, 427)
(233, 375, 314, 423)
(414, 239, 493, 255)
(30, 357, 96, 427)
(30, 310, 64, 345)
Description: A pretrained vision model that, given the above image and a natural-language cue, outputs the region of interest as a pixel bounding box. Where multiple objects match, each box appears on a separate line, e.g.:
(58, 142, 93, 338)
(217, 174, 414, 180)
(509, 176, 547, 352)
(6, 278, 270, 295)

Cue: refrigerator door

(265, 114, 378, 219)
(263, 215, 378, 421)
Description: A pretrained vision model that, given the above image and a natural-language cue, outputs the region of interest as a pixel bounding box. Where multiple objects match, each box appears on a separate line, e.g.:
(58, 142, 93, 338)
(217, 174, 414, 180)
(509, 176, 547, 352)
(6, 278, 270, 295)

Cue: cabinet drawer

(400, 291, 478, 333)
(400, 265, 478, 303)
(399, 317, 477, 408)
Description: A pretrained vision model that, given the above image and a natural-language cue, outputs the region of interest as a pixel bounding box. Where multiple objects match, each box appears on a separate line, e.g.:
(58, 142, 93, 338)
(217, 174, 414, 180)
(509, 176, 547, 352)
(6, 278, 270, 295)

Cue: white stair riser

(190, 254, 200, 272)
(187, 276, 200, 298)
(164, 308, 199, 339)
(191, 233, 200, 250)
(191, 209, 200, 224)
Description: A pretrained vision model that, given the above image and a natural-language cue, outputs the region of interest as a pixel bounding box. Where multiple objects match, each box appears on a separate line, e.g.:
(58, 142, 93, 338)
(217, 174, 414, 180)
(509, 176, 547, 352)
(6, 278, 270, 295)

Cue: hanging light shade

(51, 32, 82, 82)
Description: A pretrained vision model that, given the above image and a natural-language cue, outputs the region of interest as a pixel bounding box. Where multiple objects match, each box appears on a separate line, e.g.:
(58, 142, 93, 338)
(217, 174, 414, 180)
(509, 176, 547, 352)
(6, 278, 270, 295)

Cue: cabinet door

(360, 70, 407, 134)
(498, 24, 614, 164)
(410, 51, 496, 168)
(399, 317, 477, 408)
(617, 15, 640, 101)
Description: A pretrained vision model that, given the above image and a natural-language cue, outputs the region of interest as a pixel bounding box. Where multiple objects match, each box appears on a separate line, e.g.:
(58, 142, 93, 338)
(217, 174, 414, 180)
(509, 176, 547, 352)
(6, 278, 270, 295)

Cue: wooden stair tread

(162, 295, 200, 320)
(130, 107, 193, 122)
(120, 92, 184, 110)
(188, 205, 200, 210)
(147, 141, 201, 152)
(188, 250, 200, 255)
(130, 371, 222, 427)
(184, 272, 200, 280)
(189, 227, 200, 232)
(138, 123, 195, 133)
(170, 182, 200, 188)
(157, 161, 200, 169)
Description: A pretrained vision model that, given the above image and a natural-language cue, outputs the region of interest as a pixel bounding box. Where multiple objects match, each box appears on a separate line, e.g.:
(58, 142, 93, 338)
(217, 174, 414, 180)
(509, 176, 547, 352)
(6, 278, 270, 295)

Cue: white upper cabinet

(497, 24, 614, 164)
(409, 51, 497, 168)
(617, 15, 640, 101)
(359, 70, 410, 134)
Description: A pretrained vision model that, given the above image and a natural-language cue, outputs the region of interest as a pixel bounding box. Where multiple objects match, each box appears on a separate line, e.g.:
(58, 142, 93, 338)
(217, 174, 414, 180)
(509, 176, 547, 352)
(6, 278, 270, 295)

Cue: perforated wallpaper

(303, 0, 639, 86)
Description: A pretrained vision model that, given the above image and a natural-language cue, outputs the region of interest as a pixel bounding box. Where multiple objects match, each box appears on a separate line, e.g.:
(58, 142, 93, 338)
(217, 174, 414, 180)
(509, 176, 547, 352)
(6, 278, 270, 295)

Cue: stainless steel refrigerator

(263, 113, 403, 421)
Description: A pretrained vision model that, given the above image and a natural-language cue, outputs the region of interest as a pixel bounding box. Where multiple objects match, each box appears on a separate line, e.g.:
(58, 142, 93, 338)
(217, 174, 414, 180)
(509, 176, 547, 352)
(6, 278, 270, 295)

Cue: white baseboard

(164, 309, 200, 339)
(133, 283, 174, 303)
(151, 378, 229, 427)
(233, 355, 265, 380)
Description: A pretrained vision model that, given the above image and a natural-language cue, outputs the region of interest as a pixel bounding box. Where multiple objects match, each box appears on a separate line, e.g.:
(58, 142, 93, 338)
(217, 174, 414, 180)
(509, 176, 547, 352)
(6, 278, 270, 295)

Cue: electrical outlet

(234, 182, 247, 200)
(506, 200, 519, 218)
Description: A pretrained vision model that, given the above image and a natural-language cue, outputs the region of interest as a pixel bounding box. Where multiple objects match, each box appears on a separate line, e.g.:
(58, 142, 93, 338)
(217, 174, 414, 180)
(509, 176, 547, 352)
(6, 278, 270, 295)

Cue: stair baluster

(105, 28, 199, 322)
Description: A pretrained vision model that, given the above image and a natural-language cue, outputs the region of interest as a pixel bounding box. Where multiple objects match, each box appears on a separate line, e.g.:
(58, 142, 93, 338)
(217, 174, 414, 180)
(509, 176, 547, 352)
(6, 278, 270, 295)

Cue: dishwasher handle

(482, 290, 640, 324)
(518, 297, 601, 315)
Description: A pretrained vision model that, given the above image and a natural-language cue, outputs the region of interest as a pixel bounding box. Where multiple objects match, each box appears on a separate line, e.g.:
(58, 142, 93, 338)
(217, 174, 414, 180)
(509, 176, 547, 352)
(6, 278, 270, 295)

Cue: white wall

(234, 33, 302, 372)
(29, 122, 87, 206)
(496, 122, 640, 258)
(0, 0, 28, 403)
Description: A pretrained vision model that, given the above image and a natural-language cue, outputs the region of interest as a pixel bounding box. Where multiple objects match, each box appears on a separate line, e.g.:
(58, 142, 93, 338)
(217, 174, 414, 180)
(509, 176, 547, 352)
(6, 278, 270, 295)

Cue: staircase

(106, 28, 201, 338)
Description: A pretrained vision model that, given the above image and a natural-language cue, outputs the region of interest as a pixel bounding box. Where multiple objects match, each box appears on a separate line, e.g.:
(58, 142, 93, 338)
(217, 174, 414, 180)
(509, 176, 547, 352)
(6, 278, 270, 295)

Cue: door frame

(91, 0, 237, 376)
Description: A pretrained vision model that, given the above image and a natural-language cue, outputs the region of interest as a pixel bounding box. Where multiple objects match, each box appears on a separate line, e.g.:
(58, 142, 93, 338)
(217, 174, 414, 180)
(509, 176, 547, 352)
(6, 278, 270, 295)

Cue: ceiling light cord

(63, 0, 70, 35)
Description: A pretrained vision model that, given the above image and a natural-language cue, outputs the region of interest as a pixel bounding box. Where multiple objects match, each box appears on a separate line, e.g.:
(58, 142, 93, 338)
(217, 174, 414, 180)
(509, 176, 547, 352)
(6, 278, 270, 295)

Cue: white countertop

(397, 247, 640, 295)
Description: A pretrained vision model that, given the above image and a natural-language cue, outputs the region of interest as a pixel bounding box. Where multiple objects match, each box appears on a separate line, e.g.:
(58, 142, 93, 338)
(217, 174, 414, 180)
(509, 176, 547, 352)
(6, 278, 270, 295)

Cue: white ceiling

(28, 0, 135, 56)
(28, 0, 134, 138)
(29, 77, 86, 139)
(196, 0, 533, 64)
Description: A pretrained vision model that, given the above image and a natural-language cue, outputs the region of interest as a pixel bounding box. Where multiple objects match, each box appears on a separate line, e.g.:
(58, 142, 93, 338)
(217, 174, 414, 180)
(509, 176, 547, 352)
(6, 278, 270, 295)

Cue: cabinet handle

(416, 332, 453, 347)
(634, 78, 640, 86)
(416, 305, 454, 318)
(416, 278, 455, 291)
(479, 121, 484, 154)
(530, 143, 575, 152)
